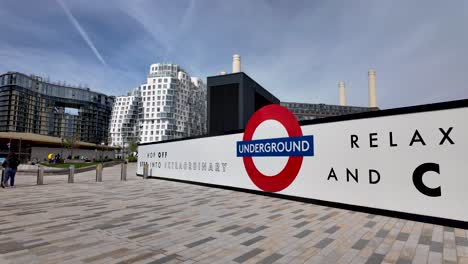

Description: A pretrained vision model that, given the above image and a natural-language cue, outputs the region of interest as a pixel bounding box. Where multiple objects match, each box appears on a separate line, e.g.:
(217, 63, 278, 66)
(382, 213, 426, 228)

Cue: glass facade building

(0, 72, 114, 144)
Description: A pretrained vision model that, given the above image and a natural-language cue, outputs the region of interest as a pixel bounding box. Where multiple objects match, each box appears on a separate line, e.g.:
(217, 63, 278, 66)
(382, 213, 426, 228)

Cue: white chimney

(232, 54, 241, 73)
(368, 69, 377, 107)
(338, 81, 346, 106)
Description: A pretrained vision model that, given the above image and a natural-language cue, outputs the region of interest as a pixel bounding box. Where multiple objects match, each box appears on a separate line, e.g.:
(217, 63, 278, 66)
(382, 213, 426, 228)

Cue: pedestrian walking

(1, 152, 20, 188)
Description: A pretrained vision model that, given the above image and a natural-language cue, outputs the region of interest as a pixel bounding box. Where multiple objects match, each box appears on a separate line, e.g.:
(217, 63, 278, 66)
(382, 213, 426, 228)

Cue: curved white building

(110, 63, 207, 147)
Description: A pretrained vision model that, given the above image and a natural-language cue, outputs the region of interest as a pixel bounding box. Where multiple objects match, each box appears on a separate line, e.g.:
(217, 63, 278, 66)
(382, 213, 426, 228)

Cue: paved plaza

(0, 164, 467, 264)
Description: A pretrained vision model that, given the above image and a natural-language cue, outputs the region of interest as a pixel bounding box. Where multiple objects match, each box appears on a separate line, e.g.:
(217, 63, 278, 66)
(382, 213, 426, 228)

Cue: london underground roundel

(236, 104, 314, 192)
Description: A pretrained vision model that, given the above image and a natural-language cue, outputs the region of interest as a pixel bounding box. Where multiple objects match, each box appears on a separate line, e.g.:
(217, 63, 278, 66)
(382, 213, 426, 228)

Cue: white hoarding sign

(138, 103, 468, 224)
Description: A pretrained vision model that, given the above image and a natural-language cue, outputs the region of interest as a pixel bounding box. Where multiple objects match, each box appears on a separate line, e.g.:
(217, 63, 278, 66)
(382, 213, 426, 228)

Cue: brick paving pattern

(0, 163, 467, 263)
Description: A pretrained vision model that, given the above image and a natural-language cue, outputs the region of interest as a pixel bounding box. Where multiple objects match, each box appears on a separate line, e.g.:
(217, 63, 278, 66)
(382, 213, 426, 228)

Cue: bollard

(143, 163, 148, 179)
(121, 162, 127, 181)
(37, 165, 44, 185)
(68, 165, 75, 183)
(95, 164, 103, 182)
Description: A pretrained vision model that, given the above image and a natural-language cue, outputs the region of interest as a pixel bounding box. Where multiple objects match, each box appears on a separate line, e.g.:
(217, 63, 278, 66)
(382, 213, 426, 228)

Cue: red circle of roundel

(242, 104, 303, 192)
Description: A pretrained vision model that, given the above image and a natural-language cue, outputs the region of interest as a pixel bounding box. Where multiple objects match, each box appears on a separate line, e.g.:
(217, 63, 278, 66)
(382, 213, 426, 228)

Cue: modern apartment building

(109, 63, 207, 147)
(0, 72, 114, 161)
(0, 72, 113, 143)
(109, 88, 140, 148)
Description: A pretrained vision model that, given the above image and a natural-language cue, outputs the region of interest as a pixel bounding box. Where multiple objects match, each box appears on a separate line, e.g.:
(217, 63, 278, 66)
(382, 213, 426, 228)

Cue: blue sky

(0, 0, 467, 109)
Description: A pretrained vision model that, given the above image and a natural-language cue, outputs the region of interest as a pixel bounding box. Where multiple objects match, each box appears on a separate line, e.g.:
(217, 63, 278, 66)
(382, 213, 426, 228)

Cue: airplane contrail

(56, 0, 107, 66)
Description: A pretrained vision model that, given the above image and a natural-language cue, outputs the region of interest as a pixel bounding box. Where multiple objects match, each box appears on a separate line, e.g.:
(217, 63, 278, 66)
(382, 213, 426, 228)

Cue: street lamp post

(18, 137, 22, 162)
(123, 142, 128, 161)
(61, 138, 64, 160)
(100, 142, 105, 160)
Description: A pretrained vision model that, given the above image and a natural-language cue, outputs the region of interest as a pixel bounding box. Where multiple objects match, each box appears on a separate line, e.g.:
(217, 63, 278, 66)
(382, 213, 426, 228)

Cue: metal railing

(30, 162, 129, 186)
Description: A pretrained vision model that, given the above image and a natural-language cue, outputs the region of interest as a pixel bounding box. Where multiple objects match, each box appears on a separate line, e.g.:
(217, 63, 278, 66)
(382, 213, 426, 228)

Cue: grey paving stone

(314, 238, 334, 249)
(325, 225, 340, 234)
(418, 235, 432, 245)
(82, 248, 130, 263)
(364, 221, 377, 228)
(242, 213, 258, 219)
(148, 216, 172, 222)
(147, 254, 181, 264)
(130, 223, 158, 231)
(376, 229, 389, 238)
(352, 239, 369, 250)
(293, 221, 309, 228)
(456, 236, 468, 246)
(444, 226, 455, 232)
(193, 220, 216, 227)
(165, 220, 191, 227)
(233, 248, 264, 263)
(429, 241, 443, 252)
(219, 212, 236, 218)
(268, 214, 282, 220)
(269, 208, 283, 213)
(232, 227, 255, 236)
(184, 236, 216, 248)
(396, 232, 410, 241)
(292, 214, 307, 220)
(249, 225, 269, 233)
(0, 241, 24, 254)
(127, 230, 159, 240)
(257, 253, 283, 264)
(365, 253, 385, 264)
(217, 225, 240, 233)
(395, 257, 412, 264)
(241, 235, 266, 246)
(318, 213, 335, 221)
(294, 229, 313, 239)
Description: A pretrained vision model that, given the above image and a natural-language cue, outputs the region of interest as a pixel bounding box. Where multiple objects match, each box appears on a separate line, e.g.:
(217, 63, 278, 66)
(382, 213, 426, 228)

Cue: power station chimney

(368, 69, 377, 107)
(338, 81, 346, 106)
(232, 54, 241, 73)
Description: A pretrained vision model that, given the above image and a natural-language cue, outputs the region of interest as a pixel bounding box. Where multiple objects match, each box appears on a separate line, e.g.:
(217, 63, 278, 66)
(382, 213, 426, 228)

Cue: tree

(115, 145, 122, 153)
(128, 139, 138, 155)
(63, 135, 79, 159)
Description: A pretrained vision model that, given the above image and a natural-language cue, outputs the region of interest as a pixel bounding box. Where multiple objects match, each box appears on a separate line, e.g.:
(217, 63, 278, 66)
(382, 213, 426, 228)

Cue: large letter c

(412, 163, 441, 197)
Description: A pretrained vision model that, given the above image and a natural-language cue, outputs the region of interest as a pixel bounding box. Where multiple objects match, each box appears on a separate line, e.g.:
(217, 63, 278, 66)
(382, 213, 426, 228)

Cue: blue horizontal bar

(237, 135, 314, 157)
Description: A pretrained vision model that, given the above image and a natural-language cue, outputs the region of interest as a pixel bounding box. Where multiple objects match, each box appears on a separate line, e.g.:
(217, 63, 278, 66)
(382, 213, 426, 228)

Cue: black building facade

(207, 72, 279, 135)
(0, 72, 114, 144)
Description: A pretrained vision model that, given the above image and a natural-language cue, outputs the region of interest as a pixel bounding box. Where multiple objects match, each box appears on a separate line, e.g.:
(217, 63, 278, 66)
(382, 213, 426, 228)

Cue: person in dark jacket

(1, 152, 20, 188)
